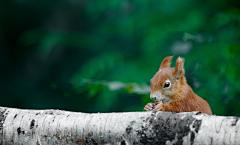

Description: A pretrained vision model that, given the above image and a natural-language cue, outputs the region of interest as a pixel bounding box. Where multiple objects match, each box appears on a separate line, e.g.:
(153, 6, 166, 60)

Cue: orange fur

(159, 56, 173, 70)
(145, 56, 212, 114)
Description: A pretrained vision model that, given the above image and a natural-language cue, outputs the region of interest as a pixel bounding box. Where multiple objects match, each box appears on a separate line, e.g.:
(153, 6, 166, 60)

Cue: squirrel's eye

(163, 81, 171, 88)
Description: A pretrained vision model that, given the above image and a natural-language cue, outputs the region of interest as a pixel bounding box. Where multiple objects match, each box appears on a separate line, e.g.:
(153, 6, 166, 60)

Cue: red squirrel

(144, 56, 212, 114)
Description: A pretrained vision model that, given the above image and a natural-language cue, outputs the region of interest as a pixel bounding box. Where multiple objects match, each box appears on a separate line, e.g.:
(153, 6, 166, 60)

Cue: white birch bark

(0, 106, 239, 145)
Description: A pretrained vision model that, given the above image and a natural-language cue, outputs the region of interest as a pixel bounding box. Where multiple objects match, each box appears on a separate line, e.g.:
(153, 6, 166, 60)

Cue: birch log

(0, 107, 239, 145)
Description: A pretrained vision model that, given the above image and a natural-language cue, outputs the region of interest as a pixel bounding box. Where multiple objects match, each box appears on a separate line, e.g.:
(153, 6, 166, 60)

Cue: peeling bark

(0, 107, 239, 145)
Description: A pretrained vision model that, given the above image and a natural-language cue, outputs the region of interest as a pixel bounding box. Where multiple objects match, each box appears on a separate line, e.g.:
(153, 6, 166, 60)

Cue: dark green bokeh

(1, 0, 240, 116)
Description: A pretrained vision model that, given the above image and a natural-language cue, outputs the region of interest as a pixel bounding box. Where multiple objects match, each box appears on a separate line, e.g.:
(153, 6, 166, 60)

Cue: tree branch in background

(71, 78, 151, 95)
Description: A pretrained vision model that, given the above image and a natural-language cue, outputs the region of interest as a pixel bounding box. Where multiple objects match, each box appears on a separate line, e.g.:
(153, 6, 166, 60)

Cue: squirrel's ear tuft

(173, 57, 185, 77)
(159, 56, 173, 70)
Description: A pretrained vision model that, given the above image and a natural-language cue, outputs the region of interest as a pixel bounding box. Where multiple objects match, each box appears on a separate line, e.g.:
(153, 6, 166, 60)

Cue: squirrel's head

(150, 56, 186, 104)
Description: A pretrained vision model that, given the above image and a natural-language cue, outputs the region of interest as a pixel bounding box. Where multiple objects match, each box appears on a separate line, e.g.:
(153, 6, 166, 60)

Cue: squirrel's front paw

(153, 103, 163, 111)
(144, 103, 156, 111)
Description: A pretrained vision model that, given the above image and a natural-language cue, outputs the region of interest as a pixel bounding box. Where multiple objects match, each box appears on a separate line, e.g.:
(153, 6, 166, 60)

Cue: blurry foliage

(0, 0, 240, 116)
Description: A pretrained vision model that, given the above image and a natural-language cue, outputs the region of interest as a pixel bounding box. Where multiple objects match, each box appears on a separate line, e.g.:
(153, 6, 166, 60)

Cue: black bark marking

(45, 111, 54, 115)
(0, 108, 7, 134)
(14, 114, 17, 119)
(52, 116, 56, 122)
(84, 138, 98, 145)
(189, 119, 202, 144)
(125, 120, 136, 138)
(17, 127, 21, 135)
(130, 120, 136, 125)
(194, 111, 201, 115)
(84, 132, 98, 144)
(190, 131, 195, 145)
(121, 140, 126, 145)
(209, 137, 213, 144)
(30, 119, 35, 129)
(126, 126, 132, 134)
(17, 127, 26, 135)
(91, 139, 98, 145)
(193, 120, 202, 133)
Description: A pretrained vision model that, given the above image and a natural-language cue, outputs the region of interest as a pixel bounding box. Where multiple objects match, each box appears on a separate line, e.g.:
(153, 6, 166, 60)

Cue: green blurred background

(1, 0, 240, 116)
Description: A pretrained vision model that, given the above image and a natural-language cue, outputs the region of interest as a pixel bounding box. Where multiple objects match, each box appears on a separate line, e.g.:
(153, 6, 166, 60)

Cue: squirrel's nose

(150, 95, 156, 101)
